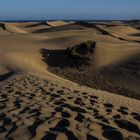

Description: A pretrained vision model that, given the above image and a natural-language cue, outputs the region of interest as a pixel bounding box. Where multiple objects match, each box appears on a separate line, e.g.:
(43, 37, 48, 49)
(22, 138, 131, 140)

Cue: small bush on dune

(66, 41, 96, 66)
(67, 40, 95, 59)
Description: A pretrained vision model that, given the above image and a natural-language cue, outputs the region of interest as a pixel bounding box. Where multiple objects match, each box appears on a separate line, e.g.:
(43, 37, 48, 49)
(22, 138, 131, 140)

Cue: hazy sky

(0, 0, 140, 20)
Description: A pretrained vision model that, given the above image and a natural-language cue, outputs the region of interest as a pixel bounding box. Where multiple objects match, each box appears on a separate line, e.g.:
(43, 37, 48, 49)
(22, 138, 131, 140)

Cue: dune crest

(47, 20, 71, 27)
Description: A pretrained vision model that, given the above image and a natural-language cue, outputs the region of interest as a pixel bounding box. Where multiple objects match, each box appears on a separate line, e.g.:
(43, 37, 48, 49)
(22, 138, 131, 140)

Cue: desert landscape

(0, 20, 140, 140)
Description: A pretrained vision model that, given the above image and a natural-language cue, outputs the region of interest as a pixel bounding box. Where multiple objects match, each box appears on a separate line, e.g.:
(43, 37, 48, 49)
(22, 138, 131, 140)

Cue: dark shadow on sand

(40, 47, 140, 100)
(0, 71, 14, 81)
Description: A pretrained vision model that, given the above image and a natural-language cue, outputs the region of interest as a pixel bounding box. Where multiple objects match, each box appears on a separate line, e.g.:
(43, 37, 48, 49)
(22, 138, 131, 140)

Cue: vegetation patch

(66, 41, 95, 66)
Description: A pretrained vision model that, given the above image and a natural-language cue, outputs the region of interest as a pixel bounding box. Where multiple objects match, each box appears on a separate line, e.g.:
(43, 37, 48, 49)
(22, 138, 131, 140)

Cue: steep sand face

(107, 25, 140, 35)
(23, 22, 52, 33)
(0, 51, 46, 73)
(11, 22, 38, 27)
(103, 25, 140, 42)
(1, 23, 28, 33)
(0, 21, 140, 139)
(94, 43, 140, 68)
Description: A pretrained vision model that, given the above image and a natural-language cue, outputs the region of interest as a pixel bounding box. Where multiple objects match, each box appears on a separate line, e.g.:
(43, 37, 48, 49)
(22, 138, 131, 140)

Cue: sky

(0, 0, 140, 20)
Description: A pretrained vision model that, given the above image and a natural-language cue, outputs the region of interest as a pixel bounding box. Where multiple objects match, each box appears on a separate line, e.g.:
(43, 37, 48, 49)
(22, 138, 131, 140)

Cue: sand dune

(33, 21, 94, 33)
(22, 22, 52, 33)
(107, 25, 140, 35)
(94, 24, 140, 43)
(47, 20, 71, 27)
(0, 23, 28, 34)
(25, 22, 49, 27)
(0, 73, 140, 140)
(0, 21, 140, 140)
(41, 41, 140, 98)
(126, 20, 140, 30)
(11, 22, 38, 27)
(94, 42, 140, 68)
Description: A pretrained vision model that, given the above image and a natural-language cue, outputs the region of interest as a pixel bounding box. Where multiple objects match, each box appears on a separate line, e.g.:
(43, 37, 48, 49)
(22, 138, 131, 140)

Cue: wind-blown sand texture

(0, 20, 140, 140)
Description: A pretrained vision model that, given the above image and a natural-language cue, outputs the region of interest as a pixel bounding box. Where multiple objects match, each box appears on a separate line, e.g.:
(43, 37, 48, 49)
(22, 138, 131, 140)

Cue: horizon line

(0, 18, 139, 22)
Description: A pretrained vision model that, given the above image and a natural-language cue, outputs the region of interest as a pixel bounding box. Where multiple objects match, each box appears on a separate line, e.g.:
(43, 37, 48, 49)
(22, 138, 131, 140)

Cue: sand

(47, 21, 71, 27)
(0, 21, 140, 140)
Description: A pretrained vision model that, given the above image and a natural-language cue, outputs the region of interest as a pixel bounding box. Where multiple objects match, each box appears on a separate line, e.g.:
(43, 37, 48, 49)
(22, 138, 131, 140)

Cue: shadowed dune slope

(126, 20, 140, 30)
(25, 22, 50, 27)
(40, 42, 140, 99)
